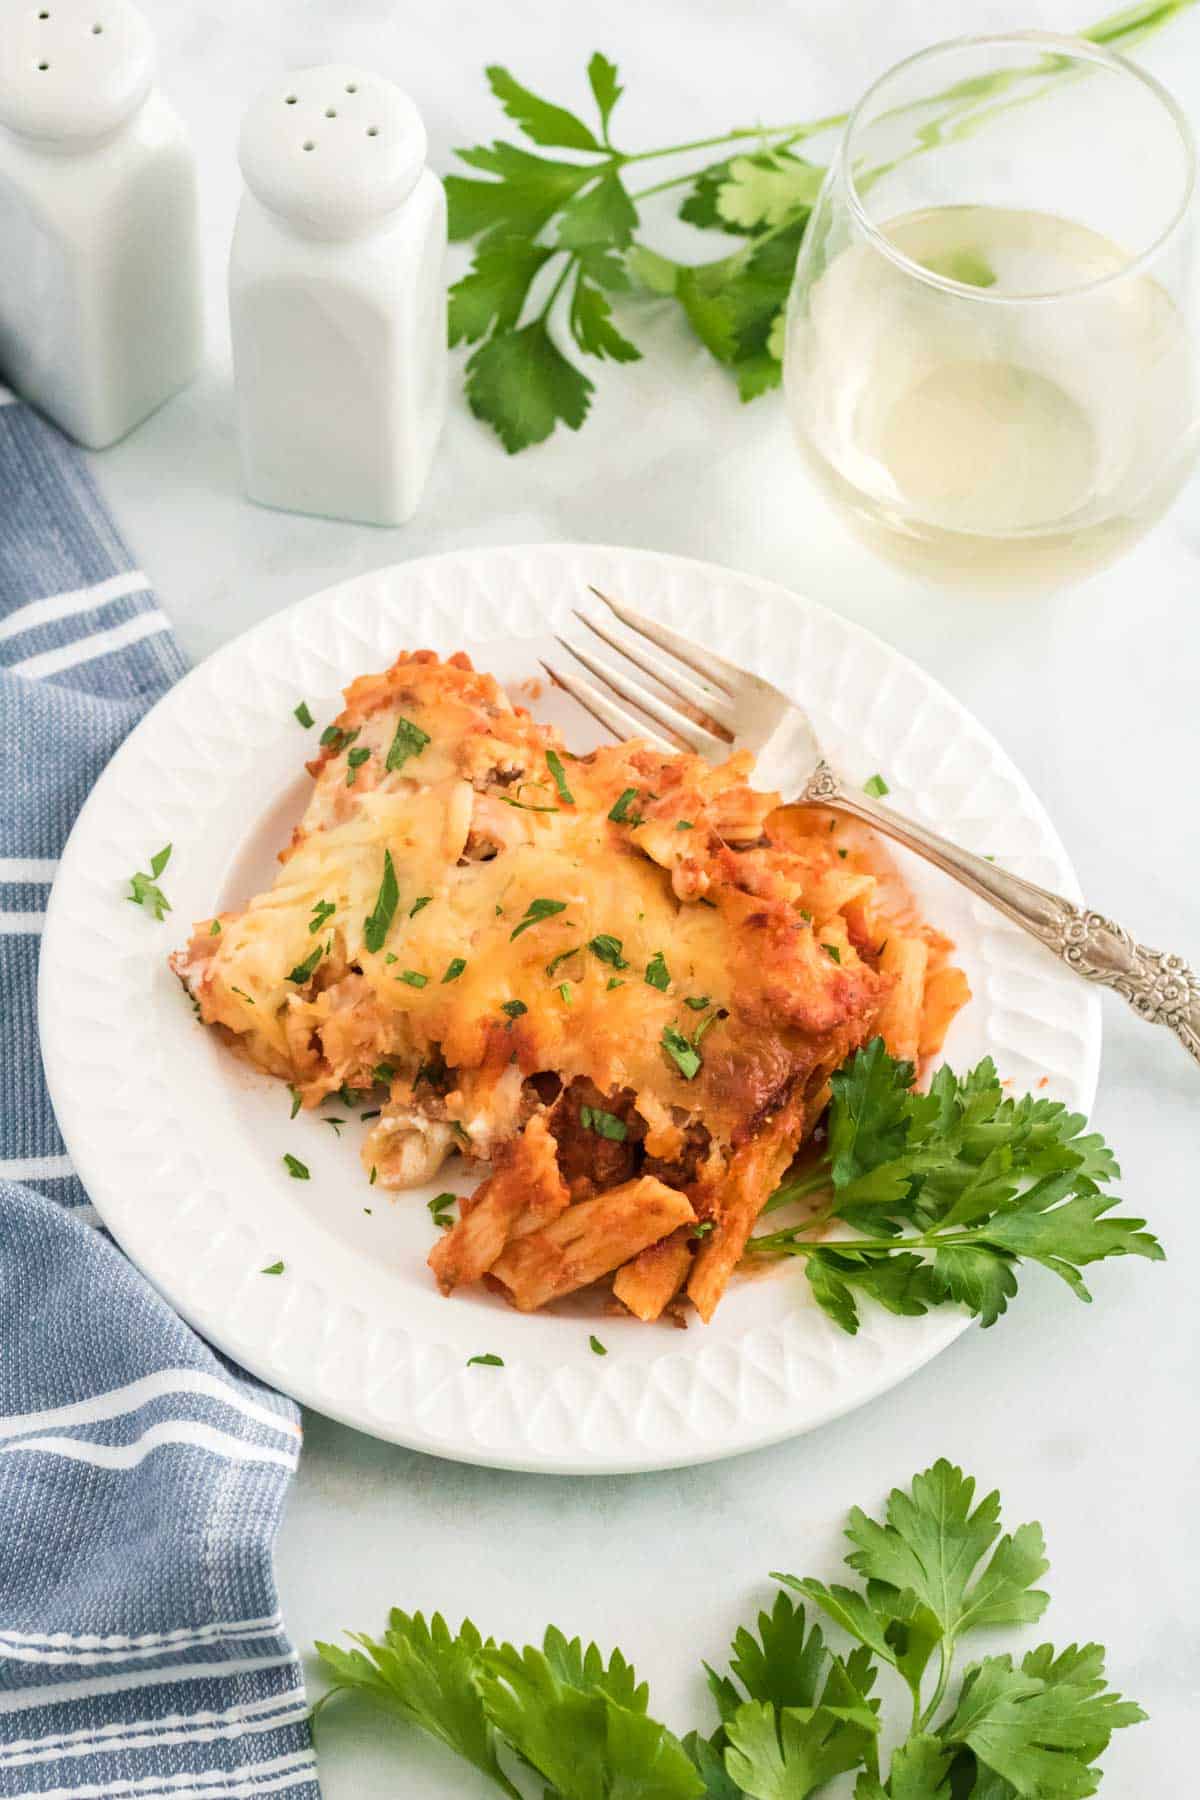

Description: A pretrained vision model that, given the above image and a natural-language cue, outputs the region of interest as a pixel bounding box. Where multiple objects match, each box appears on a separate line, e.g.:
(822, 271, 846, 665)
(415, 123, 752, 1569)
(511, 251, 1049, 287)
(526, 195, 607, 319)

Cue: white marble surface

(92, 1, 1200, 1792)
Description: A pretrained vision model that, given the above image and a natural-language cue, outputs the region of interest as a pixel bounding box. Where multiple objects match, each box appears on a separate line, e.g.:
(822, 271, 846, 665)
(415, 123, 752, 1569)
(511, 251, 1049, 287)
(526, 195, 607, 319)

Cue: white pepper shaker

(230, 66, 447, 527)
(0, 0, 201, 449)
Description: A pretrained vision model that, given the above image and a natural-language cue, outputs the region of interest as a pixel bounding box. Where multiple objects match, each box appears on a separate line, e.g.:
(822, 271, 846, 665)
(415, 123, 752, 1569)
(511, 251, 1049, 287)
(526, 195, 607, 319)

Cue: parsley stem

(621, 115, 846, 165)
(919, 1639, 955, 1731)
(538, 254, 576, 322)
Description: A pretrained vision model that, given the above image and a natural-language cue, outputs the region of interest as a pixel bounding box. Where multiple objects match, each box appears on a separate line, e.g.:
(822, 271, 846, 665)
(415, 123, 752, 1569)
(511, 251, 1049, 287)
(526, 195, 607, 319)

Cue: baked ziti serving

(171, 650, 969, 1323)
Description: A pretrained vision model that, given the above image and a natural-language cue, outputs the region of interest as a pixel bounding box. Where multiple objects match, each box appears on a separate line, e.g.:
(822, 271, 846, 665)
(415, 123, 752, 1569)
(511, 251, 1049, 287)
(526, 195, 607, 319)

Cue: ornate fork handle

(803, 761, 1200, 1067)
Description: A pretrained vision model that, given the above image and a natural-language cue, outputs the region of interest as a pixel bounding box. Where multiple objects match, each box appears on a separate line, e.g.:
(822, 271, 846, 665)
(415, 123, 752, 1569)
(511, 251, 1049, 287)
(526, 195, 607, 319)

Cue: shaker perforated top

(238, 65, 428, 239)
(0, 0, 154, 144)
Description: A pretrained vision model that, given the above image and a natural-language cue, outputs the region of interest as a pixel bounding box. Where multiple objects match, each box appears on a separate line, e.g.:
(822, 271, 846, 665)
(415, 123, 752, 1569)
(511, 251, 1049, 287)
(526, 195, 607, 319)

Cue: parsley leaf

(587, 53, 623, 139)
(485, 63, 602, 152)
(449, 235, 553, 347)
(386, 715, 430, 773)
(363, 850, 399, 954)
(662, 1024, 701, 1080)
(293, 701, 314, 728)
(501, 999, 527, 1021)
(545, 748, 575, 803)
(723, 1694, 876, 1798)
(282, 1154, 309, 1180)
(608, 786, 640, 823)
(127, 844, 172, 920)
(287, 946, 323, 985)
(511, 897, 568, 940)
(315, 1613, 516, 1795)
(429, 1192, 456, 1229)
(409, 895, 432, 917)
(446, 142, 595, 243)
(465, 319, 594, 455)
(468, 1353, 505, 1368)
(442, 957, 467, 983)
(588, 933, 629, 969)
(260, 1260, 285, 1275)
(580, 1105, 627, 1142)
(644, 950, 671, 991)
(399, 970, 428, 988)
(309, 899, 336, 933)
(864, 773, 890, 798)
(589, 1334, 608, 1356)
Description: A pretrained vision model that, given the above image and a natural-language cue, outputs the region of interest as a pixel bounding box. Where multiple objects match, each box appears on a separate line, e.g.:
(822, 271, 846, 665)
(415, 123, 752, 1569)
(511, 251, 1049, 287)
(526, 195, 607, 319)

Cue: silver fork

(543, 587, 1200, 1068)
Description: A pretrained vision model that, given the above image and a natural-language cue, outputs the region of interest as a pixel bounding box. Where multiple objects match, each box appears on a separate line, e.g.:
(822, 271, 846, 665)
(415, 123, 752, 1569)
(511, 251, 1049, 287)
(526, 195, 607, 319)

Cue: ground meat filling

(548, 1076, 646, 1199)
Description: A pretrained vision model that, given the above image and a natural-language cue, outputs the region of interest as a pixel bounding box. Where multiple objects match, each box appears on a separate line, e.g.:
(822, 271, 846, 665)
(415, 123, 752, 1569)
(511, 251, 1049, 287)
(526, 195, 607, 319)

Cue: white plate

(39, 545, 1099, 1474)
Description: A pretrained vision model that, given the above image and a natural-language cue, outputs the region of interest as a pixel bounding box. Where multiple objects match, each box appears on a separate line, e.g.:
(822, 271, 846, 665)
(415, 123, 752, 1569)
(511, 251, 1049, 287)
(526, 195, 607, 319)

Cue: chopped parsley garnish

(309, 899, 336, 934)
(511, 897, 568, 940)
(336, 1085, 369, 1107)
(644, 951, 670, 991)
(399, 969, 428, 988)
(282, 1153, 309, 1180)
(498, 795, 558, 813)
(589, 1335, 607, 1356)
(580, 1105, 627, 1142)
(363, 850, 399, 953)
(822, 943, 841, 964)
(684, 995, 710, 1011)
(675, 819, 694, 831)
(385, 952, 398, 965)
(588, 933, 628, 970)
(442, 957, 467, 983)
(360, 1109, 381, 1120)
(324, 1117, 345, 1136)
(209, 919, 221, 935)
(501, 999, 527, 1020)
(230, 986, 255, 1005)
(368, 1170, 376, 1188)
(606, 977, 624, 991)
(692, 1221, 714, 1239)
(429, 1192, 456, 1229)
(864, 772, 890, 798)
(545, 749, 574, 804)
(385, 715, 430, 772)
(467, 1353, 504, 1367)
(261, 1260, 285, 1275)
(608, 787, 640, 824)
(126, 843, 172, 921)
(287, 946, 323, 985)
(346, 745, 371, 785)
(662, 1024, 701, 1080)
(287, 1085, 302, 1119)
(409, 895, 432, 917)
(293, 701, 314, 729)
(320, 724, 359, 754)
(558, 982, 571, 1004)
(373, 1062, 396, 1084)
(545, 946, 580, 978)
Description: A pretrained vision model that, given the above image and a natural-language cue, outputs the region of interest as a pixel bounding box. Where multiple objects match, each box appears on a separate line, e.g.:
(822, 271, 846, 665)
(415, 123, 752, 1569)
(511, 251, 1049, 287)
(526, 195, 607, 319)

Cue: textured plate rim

(38, 543, 1100, 1474)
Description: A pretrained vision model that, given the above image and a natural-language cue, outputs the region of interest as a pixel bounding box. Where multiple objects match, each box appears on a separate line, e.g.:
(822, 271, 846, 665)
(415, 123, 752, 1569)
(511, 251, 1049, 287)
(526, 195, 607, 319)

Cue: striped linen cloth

(0, 387, 321, 1799)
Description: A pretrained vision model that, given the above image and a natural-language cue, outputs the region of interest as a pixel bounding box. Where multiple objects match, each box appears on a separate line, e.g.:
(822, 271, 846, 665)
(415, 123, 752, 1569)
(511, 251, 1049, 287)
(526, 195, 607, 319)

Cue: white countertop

(95, 1, 1200, 1792)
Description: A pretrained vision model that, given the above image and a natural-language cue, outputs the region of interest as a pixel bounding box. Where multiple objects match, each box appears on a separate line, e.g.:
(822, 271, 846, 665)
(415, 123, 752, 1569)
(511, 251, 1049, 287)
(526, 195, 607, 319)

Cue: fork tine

(588, 586, 753, 698)
(557, 637, 727, 759)
(538, 658, 676, 754)
(572, 609, 737, 737)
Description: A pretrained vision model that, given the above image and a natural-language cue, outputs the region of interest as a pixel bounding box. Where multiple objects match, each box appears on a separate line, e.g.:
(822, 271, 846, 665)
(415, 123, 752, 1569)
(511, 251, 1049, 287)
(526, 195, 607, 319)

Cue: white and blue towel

(0, 387, 320, 1798)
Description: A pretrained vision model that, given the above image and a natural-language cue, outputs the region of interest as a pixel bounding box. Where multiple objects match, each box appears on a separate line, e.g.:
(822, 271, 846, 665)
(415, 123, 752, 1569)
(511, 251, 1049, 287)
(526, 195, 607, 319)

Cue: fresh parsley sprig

(449, 4, 1193, 451)
(313, 1460, 1145, 1796)
(751, 1040, 1162, 1335)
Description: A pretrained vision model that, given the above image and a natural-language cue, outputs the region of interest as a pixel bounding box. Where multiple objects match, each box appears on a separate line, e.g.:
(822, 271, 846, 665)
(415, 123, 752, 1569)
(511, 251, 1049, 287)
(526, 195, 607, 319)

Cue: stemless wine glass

(784, 33, 1199, 593)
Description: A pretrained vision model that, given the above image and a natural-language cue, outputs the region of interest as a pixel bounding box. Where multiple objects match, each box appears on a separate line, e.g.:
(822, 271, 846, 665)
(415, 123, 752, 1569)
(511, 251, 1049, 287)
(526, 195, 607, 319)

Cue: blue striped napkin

(0, 388, 320, 1798)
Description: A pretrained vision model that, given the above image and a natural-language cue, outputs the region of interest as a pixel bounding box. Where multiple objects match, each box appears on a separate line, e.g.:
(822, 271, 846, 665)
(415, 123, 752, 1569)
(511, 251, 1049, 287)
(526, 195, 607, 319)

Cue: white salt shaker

(230, 66, 447, 527)
(0, 0, 201, 449)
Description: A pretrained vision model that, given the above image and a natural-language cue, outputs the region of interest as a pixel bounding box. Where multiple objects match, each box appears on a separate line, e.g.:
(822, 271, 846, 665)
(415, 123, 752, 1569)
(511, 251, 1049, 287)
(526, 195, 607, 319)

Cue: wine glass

(783, 33, 1199, 593)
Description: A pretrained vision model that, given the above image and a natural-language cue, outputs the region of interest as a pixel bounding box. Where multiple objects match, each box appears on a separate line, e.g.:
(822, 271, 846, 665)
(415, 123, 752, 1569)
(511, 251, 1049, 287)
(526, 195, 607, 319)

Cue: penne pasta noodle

(491, 1178, 695, 1312)
(875, 936, 928, 1065)
(612, 1227, 694, 1322)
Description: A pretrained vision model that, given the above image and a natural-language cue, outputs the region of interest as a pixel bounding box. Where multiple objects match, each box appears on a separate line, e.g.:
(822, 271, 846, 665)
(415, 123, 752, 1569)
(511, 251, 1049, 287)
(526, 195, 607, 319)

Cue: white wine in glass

(785, 35, 1199, 594)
